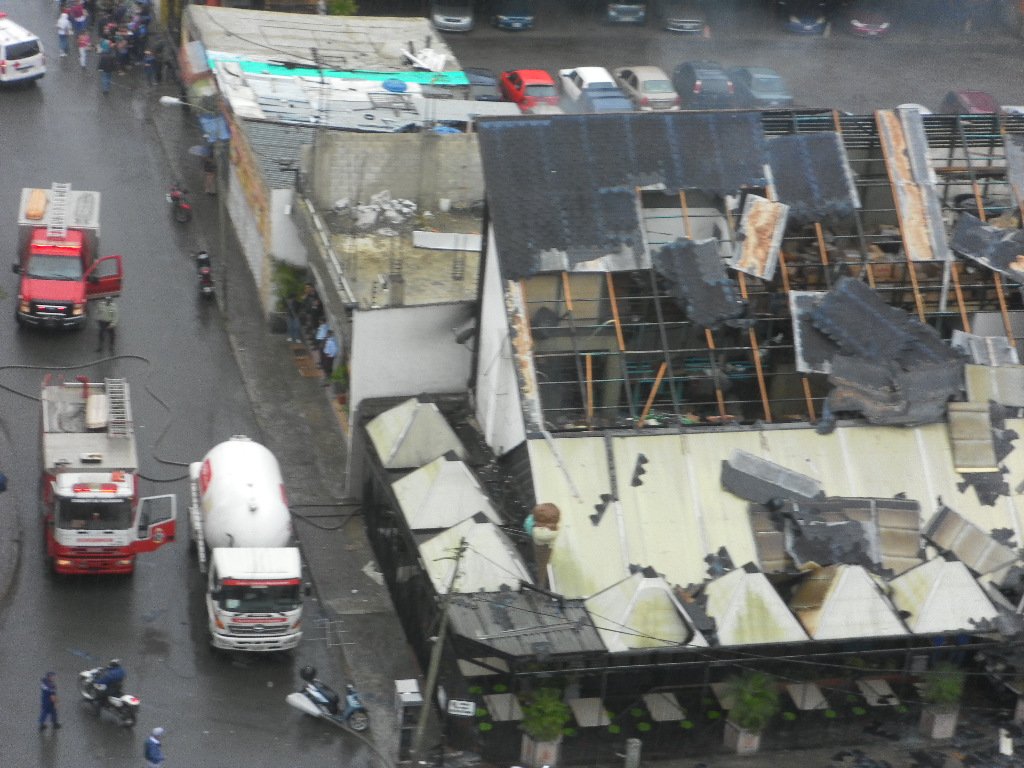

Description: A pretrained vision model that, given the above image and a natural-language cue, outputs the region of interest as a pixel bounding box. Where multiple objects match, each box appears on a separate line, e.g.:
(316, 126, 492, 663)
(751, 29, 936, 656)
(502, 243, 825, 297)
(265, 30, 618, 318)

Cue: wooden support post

(606, 273, 626, 352)
(950, 262, 971, 333)
(561, 272, 574, 312)
(585, 354, 594, 423)
(704, 329, 728, 418)
(737, 272, 773, 423)
(639, 362, 667, 424)
(679, 191, 693, 240)
(994, 272, 1015, 342)
(904, 258, 926, 323)
(801, 377, 817, 422)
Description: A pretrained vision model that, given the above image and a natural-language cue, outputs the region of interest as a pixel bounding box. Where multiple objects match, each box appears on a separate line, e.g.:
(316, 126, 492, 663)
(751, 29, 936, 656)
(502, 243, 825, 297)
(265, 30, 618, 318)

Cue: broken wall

(311, 131, 484, 213)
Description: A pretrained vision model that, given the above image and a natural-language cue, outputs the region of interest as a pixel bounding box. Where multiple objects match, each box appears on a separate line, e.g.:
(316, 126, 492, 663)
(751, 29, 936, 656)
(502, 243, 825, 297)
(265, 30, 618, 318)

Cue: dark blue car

(778, 0, 831, 34)
(492, 0, 535, 30)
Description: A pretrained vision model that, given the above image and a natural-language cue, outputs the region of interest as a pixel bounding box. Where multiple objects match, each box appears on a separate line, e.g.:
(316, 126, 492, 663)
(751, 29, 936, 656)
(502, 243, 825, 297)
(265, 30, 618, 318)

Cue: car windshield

(58, 498, 132, 531)
(217, 583, 302, 613)
(643, 79, 674, 93)
(25, 254, 83, 280)
(526, 84, 557, 98)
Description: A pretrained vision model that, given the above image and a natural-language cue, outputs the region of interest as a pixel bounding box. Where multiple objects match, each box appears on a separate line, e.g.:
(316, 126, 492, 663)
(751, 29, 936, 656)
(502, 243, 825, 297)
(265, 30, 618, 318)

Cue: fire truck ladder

(45, 183, 72, 239)
(104, 378, 132, 438)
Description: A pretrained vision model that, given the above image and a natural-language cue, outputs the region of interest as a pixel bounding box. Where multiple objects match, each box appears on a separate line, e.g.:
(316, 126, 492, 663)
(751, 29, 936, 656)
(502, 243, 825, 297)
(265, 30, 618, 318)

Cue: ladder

(104, 378, 132, 438)
(46, 183, 72, 239)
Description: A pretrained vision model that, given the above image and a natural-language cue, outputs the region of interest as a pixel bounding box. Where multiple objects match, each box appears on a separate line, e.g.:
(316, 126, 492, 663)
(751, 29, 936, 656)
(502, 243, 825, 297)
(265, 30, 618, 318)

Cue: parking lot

(427, 0, 1023, 114)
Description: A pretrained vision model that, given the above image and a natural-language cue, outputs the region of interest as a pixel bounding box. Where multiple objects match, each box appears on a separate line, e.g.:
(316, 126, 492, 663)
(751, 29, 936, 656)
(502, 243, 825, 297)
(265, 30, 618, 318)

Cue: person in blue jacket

(144, 726, 166, 767)
(94, 659, 126, 698)
(38, 672, 60, 731)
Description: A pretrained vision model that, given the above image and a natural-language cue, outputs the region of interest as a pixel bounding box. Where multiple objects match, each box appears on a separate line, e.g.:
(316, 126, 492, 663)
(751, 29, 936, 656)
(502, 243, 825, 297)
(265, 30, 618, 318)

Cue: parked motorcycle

(286, 666, 369, 732)
(196, 250, 215, 297)
(78, 667, 140, 727)
(167, 182, 192, 223)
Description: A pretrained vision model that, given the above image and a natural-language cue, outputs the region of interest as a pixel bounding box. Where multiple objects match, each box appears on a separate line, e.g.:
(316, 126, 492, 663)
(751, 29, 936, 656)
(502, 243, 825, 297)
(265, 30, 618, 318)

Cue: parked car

(777, 0, 831, 34)
(671, 60, 736, 109)
(653, 0, 709, 34)
(464, 67, 502, 101)
(841, 0, 891, 37)
(613, 66, 680, 111)
(430, 0, 474, 32)
(558, 66, 626, 109)
(492, 0, 535, 30)
(940, 90, 1000, 115)
(581, 92, 635, 113)
(500, 69, 559, 111)
(726, 66, 793, 108)
(607, 1, 647, 24)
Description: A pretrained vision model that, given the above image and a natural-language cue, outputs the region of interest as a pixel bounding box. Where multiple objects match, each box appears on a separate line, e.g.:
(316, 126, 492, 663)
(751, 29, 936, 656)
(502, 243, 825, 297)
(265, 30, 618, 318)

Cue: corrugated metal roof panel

(446, 591, 605, 659)
(365, 398, 466, 469)
(924, 506, 1018, 578)
(585, 572, 708, 652)
(951, 331, 1020, 366)
(392, 455, 500, 531)
(889, 557, 1000, 633)
(965, 364, 1024, 408)
(790, 565, 907, 640)
(728, 194, 788, 281)
(947, 402, 997, 472)
(418, 516, 532, 594)
(704, 568, 809, 645)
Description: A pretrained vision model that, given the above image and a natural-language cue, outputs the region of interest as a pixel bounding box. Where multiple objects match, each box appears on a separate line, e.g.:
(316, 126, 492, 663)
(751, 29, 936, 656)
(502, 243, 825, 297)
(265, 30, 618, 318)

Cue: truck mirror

(11, 264, 20, 274)
(304, 583, 312, 596)
(211, 589, 222, 601)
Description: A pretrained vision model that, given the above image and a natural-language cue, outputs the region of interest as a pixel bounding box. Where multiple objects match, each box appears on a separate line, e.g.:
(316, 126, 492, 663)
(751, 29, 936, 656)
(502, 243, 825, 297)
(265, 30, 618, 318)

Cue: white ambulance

(0, 13, 45, 85)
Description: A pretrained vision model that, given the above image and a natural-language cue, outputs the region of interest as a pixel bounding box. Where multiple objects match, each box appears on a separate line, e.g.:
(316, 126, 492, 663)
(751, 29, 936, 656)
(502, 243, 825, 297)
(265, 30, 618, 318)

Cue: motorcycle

(286, 666, 369, 732)
(78, 667, 140, 727)
(196, 250, 215, 297)
(167, 182, 192, 223)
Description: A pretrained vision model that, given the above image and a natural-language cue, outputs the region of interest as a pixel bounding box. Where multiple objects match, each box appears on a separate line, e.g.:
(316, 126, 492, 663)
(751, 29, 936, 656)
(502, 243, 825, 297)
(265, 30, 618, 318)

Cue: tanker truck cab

(207, 548, 304, 652)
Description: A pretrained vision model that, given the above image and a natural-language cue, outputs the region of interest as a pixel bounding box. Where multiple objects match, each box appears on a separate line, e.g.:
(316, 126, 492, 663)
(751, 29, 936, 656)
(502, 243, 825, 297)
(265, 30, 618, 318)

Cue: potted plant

(722, 671, 781, 755)
(519, 688, 572, 768)
(920, 662, 965, 739)
(331, 364, 349, 401)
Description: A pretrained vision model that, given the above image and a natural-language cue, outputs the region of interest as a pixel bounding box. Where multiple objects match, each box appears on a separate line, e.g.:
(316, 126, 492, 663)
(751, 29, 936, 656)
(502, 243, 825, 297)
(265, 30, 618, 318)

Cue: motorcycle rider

(93, 659, 126, 699)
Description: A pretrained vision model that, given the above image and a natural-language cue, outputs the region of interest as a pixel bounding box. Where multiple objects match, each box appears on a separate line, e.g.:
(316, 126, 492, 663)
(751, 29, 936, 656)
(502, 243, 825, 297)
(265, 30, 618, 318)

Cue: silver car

(613, 66, 680, 111)
(431, 0, 474, 32)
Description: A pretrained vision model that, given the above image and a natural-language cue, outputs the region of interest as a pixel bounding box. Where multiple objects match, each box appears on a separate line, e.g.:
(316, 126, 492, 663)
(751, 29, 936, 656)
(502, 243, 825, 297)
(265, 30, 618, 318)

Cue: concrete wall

(311, 132, 484, 213)
(349, 301, 474, 415)
(474, 234, 526, 457)
(270, 188, 305, 267)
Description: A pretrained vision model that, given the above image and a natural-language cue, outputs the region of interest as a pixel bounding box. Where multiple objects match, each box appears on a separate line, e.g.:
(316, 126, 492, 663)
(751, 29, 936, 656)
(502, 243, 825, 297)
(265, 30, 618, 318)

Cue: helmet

(299, 665, 317, 682)
(108, 659, 121, 668)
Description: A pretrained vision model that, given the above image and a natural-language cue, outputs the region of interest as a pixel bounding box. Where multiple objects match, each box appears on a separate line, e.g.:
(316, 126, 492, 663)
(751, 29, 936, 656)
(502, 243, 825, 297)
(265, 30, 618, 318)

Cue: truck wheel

(119, 708, 136, 727)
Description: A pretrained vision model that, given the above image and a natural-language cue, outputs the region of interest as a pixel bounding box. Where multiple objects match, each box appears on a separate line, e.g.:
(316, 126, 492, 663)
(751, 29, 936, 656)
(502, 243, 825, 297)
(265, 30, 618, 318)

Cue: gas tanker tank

(197, 436, 292, 548)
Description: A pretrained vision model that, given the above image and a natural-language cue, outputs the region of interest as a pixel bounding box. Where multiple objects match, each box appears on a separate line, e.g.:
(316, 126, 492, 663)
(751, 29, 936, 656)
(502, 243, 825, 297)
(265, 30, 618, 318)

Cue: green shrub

(271, 260, 306, 312)
(922, 662, 965, 708)
(724, 672, 781, 732)
(520, 688, 571, 742)
(326, 0, 358, 15)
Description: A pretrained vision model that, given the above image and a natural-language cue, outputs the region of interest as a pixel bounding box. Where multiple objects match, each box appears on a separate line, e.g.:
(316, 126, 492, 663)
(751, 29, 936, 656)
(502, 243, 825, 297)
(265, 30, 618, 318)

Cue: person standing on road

(142, 49, 156, 86)
(77, 30, 91, 69)
(144, 726, 166, 767)
(95, 296, 118, 352)
(321, 329, 338, 380)
(56, 13, 72, 57)
(285, 294, 302, 343)
(38, 672, 60, 731)
(97, 45, 115, 94)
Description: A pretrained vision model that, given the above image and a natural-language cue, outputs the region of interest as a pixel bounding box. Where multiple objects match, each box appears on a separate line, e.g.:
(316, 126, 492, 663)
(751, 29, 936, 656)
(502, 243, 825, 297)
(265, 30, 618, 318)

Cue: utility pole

(410, 538, 467, 763)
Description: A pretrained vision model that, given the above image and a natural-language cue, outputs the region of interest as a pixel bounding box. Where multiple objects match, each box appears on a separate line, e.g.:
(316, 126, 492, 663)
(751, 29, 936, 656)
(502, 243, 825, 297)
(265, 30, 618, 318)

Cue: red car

(499, 69, 559, 112)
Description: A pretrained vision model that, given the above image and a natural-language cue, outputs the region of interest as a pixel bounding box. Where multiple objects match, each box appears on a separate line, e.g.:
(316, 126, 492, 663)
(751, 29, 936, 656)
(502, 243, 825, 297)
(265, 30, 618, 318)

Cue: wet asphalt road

(0, 1, 355, 766)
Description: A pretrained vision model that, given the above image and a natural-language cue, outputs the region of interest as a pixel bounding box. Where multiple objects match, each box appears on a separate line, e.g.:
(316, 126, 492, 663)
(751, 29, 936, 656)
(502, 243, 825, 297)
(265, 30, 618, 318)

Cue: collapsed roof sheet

(366, 397, 466, 469)
(790, 565, 907, 640)
(951, 213, 1024, 281)
(923, 505, 1018, 581)
(446, 590, 605, 659)
(728, 194, 788, 281)
(951, 330, 1020, 367)
(418, 515, 532, 594)
(653, 238, 746, 329)
(766, 132, 859, 224)
(477, 111, 768, 280)
(703, 567, 809, 646)
(965, 364, 1024, 408)
(888, 557, 1000, 633)
(875, 109, 950, 262)
(392, 454, 500, 531)
(585, 571, 708, 652)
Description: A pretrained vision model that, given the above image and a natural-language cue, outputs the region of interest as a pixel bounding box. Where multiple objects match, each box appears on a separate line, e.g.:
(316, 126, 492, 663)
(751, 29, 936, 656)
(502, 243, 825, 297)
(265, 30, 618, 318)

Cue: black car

(464, 67, 502, 101)
(726, 66, 793, 109)
(671, 60, 736, 109)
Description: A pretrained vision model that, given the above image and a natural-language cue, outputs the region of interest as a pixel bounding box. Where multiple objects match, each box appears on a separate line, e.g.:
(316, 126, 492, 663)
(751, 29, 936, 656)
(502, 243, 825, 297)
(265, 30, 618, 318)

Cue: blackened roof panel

(951, 213, 1024, 282)
(477, 112, 769, 280)
(653, 238, 746, 329)
(767, 132, 860, 224)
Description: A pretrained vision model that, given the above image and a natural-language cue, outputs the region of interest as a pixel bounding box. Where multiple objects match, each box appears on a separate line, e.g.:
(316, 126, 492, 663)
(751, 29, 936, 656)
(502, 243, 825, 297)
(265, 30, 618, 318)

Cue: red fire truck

(41, 376, 176, 575)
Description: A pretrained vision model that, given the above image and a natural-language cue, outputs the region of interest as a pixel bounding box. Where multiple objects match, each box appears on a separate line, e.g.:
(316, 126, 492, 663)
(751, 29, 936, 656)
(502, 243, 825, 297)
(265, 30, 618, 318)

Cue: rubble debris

(653, 238, 747, 329)
(767, 132, 860, 224)
(720, 449, 825, 504)
(951, 213, 1024, 281)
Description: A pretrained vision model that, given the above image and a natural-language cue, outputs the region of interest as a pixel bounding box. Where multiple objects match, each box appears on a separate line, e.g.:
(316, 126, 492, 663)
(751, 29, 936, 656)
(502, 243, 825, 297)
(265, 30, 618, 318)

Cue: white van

(0, 13, 45, 85)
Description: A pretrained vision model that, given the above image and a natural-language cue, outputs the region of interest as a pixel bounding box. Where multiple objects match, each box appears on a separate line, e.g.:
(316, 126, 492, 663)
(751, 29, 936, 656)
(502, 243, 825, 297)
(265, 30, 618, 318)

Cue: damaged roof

(703, 567, 810, 645)
(391, 454, 501, 531)
(766, 132, 859, 224)
(366, 397, 466, 469)
(653, 238, 746, 330)
(889, 557, 1000, 633)
(477, 111, 768, 280)
(789, 564, 908, 640)
(418, 514, 532, 594)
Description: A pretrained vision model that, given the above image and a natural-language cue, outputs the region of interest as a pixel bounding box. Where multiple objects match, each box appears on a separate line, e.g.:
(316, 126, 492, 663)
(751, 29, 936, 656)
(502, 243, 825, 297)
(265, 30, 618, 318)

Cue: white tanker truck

(189, 436, 303, 652)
